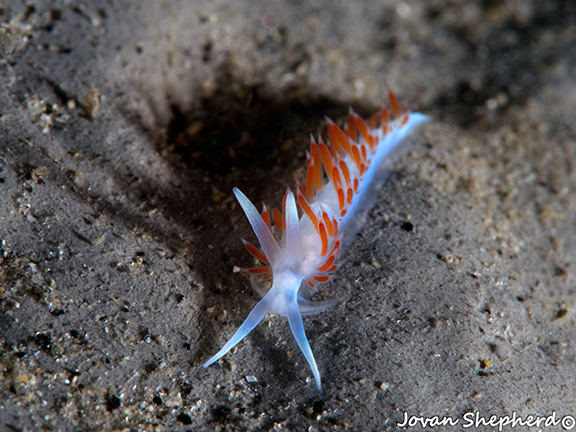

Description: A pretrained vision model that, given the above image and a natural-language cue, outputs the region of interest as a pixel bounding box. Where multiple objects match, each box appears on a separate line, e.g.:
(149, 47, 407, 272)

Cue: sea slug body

(203, 92, 428, 391)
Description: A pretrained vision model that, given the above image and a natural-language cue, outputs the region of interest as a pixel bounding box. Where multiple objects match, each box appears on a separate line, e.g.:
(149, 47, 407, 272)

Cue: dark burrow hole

(165, 91, 343, 176)
(162, 67, 362, 177)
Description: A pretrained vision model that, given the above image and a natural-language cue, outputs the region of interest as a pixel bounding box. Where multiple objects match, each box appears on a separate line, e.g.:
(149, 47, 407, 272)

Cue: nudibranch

(203, 92, 428, 391)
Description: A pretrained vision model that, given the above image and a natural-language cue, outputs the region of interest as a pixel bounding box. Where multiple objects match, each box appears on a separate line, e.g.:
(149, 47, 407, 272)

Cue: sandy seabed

(0, 1, 575, 431)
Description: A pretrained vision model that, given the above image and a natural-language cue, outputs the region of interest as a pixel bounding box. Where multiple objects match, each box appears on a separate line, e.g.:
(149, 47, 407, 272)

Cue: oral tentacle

(203, 294, 271, 368)
(287, 299, 322, 391)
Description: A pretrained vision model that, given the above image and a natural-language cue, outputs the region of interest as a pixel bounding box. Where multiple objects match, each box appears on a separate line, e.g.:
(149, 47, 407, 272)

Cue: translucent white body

(203, 108, 428, 391)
